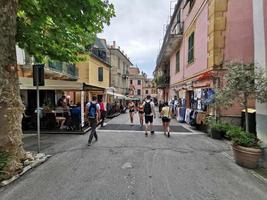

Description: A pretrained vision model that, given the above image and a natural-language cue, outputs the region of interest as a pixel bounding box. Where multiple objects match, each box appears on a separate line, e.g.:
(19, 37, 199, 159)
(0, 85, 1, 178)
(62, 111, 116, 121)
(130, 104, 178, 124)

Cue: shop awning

(19, 77, 84, 91)
(106, 91, 126, 99)
(83, 83, 105, 92)
(19, 77, 106, 92)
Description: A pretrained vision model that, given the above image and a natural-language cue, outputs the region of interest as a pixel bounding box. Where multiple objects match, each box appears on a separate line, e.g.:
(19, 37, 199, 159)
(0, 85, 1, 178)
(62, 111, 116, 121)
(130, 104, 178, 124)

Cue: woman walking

(138, 100, 144, 127)
(161, 102, 172, 137)
(128, 100, 135, 125)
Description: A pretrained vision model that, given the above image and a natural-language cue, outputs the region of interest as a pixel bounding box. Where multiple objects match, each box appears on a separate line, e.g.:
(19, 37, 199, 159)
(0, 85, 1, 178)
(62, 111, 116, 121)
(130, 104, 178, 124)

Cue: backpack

(144, 101, 152, 115)
(88, 103, 97, 119)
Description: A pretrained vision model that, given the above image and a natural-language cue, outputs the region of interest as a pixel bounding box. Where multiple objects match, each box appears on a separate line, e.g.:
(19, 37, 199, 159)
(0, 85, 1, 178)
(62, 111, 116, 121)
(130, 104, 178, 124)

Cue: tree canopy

(16, 0, 115, 62)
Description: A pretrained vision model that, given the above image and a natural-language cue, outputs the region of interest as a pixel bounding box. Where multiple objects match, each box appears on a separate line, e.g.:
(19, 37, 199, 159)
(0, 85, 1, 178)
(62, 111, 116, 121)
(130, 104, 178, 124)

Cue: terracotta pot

(232, 144, 262, 169)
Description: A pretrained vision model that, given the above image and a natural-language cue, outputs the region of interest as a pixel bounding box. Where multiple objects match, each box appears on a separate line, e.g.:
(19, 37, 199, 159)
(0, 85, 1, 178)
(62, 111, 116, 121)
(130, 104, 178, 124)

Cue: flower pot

(210, 128, 225, 140)
(232, 144, 262, 169)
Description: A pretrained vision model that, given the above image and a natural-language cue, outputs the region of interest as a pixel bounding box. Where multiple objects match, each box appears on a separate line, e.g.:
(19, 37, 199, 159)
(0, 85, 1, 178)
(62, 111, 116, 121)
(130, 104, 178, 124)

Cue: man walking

(86, 96, 100, 146)
(143, 95, 156, 137)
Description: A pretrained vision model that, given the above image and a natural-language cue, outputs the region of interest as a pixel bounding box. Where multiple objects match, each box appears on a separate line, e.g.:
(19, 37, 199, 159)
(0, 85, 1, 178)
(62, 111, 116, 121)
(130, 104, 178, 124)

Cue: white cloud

(99, 0, 171, 77)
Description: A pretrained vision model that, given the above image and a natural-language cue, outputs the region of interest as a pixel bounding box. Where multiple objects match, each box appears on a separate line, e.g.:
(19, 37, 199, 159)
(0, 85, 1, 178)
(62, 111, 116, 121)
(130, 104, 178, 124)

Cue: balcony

(46, 60, 79, 80)
(157, 22, 183, 68)
(155, 75, 170, 89)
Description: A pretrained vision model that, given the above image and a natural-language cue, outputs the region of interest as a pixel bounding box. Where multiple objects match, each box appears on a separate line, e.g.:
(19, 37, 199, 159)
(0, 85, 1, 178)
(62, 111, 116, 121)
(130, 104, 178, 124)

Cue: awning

(19, 77, 106, 92)
(106, 91, 126, 99)
(19, 77, 84, 91)
(83, 83, 105, 92)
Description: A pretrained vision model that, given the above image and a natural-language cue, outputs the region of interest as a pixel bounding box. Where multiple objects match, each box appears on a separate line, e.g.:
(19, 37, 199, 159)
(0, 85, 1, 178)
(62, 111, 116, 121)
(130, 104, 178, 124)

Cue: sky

(98, 0, 173, 78)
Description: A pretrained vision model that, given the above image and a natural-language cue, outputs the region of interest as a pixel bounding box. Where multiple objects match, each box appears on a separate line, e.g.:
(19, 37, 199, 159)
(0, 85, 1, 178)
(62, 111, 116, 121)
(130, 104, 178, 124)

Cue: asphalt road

(0, 113, 266, 200)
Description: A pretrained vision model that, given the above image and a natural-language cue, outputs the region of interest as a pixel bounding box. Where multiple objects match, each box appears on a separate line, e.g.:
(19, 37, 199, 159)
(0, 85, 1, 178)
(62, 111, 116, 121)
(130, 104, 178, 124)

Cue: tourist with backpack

(86, 96, 100, 146)
(143, 95, 156, 136)
(161, 102, 172, 137)
(99, 98, 107, 127)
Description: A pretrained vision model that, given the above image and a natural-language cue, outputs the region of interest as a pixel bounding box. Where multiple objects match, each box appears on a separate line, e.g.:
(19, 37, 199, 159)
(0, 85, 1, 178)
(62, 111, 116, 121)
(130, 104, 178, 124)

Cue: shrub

(226, 128, 260, 148)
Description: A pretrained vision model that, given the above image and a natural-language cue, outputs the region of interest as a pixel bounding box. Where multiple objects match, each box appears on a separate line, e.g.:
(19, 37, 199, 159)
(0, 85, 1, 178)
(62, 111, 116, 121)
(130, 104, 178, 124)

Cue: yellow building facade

(76, 54, 110, 101)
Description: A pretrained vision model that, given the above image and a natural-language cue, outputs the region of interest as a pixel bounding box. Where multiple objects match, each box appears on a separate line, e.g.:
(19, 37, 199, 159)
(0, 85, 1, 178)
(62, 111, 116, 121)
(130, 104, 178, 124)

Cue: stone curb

(0, 154, 51, 187)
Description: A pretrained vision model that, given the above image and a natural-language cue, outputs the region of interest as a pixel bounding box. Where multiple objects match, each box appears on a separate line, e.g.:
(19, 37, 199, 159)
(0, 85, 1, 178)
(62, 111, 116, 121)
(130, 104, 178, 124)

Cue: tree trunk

(244, 93, 249, 132)
(0, 0, 25, 179)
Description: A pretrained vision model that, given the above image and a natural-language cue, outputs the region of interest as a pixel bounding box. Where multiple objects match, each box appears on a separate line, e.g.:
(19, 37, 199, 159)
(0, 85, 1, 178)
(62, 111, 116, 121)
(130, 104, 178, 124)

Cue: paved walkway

(0, 112, 266, 200)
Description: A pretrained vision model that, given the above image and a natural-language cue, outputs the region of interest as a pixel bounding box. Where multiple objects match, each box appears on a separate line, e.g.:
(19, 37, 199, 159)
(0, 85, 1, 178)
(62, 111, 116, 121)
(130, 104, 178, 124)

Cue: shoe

(167, 132, 170, 137)
(87, 142, 91, 146)
(151, 131, 155, 135)
(145, 132, 148, 137)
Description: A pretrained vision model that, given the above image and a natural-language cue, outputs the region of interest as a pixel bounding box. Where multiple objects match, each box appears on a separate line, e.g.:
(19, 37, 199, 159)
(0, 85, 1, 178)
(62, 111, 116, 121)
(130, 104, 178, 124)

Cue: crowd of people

(127, 95, 172, 137)
(85, 95, 173, 146)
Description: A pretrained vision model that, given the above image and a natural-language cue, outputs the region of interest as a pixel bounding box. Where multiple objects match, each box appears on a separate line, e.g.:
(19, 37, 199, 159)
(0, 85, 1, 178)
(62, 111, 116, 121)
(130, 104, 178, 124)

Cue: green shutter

(98, 67, 103, 82)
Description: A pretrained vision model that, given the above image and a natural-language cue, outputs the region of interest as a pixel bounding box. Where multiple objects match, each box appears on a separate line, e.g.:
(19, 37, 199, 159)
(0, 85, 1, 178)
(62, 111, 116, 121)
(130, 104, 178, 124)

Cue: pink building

(128, 67, 146, 100)
(155, 0, 255, 123)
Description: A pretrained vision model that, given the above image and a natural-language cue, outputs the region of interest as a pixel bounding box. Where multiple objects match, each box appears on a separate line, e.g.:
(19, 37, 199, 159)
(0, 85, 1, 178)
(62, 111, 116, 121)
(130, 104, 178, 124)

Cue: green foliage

(214, 62, 267, 108)
(16, 0, 115, 62)
(154, 74, 170, 86)
(211, 123, 231, 133)
(0, 152, 9, 172)
(226, 129, 260, 148)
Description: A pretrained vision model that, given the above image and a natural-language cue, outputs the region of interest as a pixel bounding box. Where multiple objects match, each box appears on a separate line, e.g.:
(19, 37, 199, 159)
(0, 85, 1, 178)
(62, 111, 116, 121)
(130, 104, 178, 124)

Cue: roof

(109, 47, 133, 65)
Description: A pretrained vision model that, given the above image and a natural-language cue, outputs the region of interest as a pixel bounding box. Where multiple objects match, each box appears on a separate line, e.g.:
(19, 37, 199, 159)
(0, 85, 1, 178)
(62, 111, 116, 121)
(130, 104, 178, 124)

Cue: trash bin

(241, 108, 256, 134)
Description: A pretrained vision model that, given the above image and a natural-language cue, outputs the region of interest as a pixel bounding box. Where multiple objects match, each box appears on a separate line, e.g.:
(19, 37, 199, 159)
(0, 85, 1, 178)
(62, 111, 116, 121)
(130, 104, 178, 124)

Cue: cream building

(109, 41, 132, 95)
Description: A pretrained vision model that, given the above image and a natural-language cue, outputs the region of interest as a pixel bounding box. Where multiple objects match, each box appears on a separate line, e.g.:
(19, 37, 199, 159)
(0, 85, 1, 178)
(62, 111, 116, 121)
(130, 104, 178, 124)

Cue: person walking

(161, 102, 172, 137)
(143, 95, 156, 136)
(137, 100, 144, 127)
(99, 98, 107, 127)
(86, 96, 100, 146)
(128, 100, 135, 126)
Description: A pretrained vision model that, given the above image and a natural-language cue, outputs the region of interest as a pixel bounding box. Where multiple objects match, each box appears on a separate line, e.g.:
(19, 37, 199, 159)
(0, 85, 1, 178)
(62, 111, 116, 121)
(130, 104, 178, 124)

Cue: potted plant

(206, 116, 231, 139)
(226, 128, 262, 169)
(213, 62, 267, 168)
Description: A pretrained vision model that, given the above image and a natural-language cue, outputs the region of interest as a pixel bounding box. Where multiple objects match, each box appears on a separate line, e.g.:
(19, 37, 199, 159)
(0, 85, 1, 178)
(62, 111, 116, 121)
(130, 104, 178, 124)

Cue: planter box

(232, 144, 263, 169)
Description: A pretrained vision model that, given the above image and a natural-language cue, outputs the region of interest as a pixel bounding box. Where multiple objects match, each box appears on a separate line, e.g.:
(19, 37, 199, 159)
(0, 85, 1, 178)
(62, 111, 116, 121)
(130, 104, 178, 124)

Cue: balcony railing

(47, 60, 79, 79)
(156, 22, 183, 67)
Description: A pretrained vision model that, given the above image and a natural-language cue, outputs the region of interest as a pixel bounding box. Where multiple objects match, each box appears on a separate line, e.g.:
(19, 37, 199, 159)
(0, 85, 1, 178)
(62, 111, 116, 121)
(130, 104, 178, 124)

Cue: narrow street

(0, 112, 266, 200)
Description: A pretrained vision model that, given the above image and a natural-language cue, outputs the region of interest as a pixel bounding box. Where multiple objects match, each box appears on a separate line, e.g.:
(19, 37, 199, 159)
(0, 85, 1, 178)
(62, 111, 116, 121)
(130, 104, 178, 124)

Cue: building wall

(77, 55, 110, 89)
(170, 1, 208, 89)
(224, 0, 254, 63)
(169, 0, 209, 101)
(253, 0, 267, 152)
(109, 48, 131, 95)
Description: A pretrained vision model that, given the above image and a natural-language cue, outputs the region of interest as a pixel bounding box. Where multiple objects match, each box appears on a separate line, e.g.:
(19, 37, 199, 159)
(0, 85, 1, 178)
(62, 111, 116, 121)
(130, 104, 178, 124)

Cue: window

(138, 80, 141, 85)
(137, 89, 141, 95)
(130, 80, 133, 84)
(177, 10, 181, 24)
(176, 51, 180, 73)
(118, 57, 120, 68)
(146, 90, 148, 94)
(98, 67, 103, 82)
(188, 32, 194, 63)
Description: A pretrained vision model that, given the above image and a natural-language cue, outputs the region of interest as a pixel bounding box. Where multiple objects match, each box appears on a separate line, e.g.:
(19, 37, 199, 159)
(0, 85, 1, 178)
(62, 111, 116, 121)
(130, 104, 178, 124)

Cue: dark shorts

(89, 118, 97, 126)
(145, 115, 153, 124)
(139, 111, 144, 114)
(129, 109, 135, 113)
(162, 117, 171, 123)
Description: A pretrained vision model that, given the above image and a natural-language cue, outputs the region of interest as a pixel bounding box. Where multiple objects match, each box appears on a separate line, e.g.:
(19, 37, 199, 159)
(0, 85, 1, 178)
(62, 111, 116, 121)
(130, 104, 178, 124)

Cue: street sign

(32, 64, 45, 153)
(33, 64, 45, 86)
